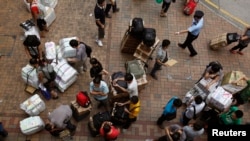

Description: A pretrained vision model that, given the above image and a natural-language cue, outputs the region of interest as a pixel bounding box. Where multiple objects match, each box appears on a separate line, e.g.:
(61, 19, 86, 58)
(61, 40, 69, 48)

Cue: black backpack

(130, 17, 144, 39)
(93, 111, 111, 130)
(142, 28, 156, 47)
(226, 33, 240, 44)
(79, 42, 92, 58)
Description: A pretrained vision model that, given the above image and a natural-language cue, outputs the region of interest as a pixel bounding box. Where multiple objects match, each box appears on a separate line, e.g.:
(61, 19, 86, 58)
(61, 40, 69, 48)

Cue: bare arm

(175, 29, 189, 35)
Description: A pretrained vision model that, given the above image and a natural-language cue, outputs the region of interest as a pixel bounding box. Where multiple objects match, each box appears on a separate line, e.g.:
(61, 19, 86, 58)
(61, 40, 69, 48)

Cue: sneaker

(95, 40, 103, 47)
(113, 8, 120, 13)
(160, 13, 167, 17)
(178, 43, 185, 49)
(237, 51, 244, 55)
(189, 53, 197, 57)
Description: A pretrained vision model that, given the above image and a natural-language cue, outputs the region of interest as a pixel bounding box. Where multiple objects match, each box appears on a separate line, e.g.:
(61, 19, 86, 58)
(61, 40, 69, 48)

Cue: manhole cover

(0, 35, 16, 56)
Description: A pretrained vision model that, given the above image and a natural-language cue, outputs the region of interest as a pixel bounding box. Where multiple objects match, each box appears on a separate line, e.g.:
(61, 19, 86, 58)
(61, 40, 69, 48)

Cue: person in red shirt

(26, 0, 48, 38)
(99, 121, 120, 141)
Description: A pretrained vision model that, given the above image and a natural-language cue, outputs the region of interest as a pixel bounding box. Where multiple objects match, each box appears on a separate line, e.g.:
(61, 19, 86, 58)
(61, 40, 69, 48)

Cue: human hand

(117, 103, 124, 106)
(175, 32, 180, 35)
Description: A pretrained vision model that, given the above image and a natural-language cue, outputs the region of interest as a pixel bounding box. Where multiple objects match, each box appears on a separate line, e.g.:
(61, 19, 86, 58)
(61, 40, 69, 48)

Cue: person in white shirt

(113, 73, 138, 98)
(181, 95, 205, 126)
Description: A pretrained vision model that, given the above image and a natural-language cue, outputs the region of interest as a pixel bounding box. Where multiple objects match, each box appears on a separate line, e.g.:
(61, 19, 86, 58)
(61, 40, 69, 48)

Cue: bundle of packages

(44, 41, 62, 60)
(20, 116, 45, 135)
(51, 59, 78, 92)
(21, 64, 39, 89)
(40, 0, 58, 8)
(59, 37, 77, 58)
(44, 6, 57, 27)
(221, 71, 247, 94)
(206, 86, 233, 112)
(20, 94, 46, 116)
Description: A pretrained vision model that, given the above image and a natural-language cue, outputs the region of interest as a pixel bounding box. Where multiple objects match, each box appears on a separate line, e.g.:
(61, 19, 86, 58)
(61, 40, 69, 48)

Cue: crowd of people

(11, 0, 250, 141)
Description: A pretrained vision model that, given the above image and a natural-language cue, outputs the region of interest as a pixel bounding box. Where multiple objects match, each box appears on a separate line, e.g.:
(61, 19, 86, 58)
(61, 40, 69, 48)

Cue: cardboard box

(221, 71, 247, 94)
(207, 86, 233, 112)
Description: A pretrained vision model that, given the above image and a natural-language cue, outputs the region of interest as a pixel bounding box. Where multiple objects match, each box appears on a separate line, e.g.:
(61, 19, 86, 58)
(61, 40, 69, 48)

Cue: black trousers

(182, 32, 199, 55)
(230, 42, 248, 52)
(105, 2, 117, 14)
(150, 62, 162, 76)
(162, 2, 171, 13)
(182, 112, 191, 126)
(123, 117, 137, 129)
(157, 114, 167, 125)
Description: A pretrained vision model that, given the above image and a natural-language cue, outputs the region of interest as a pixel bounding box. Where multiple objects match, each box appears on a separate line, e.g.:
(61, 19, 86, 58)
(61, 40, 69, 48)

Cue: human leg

(184, 32, 198, 56)
(123, 117, 136, 129)
(237, 44, 248, 55)
(150, 62, 161, 80)
(82, 57, 88, 72)
(181, 112, 191, 126)
(105, 4, 112, 18)
(156, 114, 166, 126)
(230, 43, 241, 54)
(112, 1, 120, 13)
(96, 27, 105, 47)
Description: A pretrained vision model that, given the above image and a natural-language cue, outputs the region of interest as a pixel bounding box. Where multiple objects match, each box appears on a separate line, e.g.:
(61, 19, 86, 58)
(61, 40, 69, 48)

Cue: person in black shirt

(94, 0, 106, 47)
(90, 57, 108, 80)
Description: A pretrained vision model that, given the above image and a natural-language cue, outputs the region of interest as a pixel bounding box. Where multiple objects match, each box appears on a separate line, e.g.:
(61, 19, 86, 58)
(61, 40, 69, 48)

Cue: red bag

(76, 91, 91, 107)
(183, 0, 199, 15)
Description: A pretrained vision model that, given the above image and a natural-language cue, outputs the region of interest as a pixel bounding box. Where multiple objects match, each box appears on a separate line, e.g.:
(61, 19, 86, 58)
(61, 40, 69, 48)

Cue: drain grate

(0, 35, 16, 56)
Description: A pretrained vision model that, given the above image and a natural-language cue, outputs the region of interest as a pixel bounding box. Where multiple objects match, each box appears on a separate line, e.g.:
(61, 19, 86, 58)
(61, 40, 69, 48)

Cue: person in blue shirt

(175, 10, 204, 57)
(90, 76, 110, 111)
(157, 97, 183, 129)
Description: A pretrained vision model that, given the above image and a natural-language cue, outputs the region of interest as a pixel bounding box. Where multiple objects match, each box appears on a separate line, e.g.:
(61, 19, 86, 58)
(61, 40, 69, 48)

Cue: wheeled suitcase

(20, 116, 45, 135)
(20, 94, 46, 116)
(183, 0, 199, 15)
(71, 100, 91, 122)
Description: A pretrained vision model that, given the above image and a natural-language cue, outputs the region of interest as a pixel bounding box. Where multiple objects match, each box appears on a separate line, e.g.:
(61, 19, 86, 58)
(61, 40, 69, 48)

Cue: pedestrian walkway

(0, 0, 249, 141)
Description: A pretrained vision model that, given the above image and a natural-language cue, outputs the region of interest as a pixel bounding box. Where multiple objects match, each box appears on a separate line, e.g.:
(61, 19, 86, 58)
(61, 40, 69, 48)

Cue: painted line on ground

(205, 0, 250, 27)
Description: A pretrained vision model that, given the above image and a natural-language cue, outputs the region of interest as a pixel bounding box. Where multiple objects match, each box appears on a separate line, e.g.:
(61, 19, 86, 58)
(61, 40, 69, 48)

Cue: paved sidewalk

(0, 0, 249, 141)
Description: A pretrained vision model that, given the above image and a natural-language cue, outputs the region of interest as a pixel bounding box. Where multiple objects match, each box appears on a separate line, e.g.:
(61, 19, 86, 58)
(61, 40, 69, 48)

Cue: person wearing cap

(175, 10, 204, 57)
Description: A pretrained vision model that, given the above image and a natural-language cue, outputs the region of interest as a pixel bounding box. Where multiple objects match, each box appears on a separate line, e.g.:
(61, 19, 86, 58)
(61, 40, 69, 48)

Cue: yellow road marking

(205, 0, 250, 27)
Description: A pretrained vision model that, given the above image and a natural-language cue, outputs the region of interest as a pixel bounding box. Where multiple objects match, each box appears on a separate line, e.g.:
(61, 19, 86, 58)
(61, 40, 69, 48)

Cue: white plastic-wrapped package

(45, 41, 62, 60)
(59, 37, 77, 58)
(20, 94, 46, 116)
(21, 64, 39, 89)
(20, 116, 45, 135)
(40, 0, 58, 8)
(44, 6, 56, 27)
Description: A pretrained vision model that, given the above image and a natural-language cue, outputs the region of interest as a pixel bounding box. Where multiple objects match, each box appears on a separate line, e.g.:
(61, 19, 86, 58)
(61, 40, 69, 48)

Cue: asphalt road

(203, 0, 250, 30)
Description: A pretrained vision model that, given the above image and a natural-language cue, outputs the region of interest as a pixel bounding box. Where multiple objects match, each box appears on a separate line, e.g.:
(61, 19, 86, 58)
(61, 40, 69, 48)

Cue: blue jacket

(163, 97, 178, 115)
